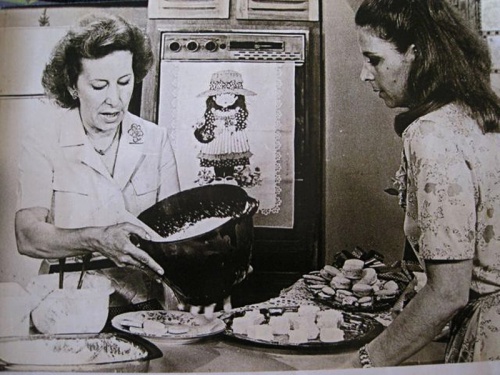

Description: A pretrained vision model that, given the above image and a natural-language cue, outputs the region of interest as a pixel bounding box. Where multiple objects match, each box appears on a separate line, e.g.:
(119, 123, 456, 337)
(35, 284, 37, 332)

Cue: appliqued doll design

(194, 70, 262, 187)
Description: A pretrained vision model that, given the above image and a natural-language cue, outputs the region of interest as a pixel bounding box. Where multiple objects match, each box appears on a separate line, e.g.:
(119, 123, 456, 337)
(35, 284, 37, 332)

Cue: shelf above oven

(148, 0, 230, 19)
(236, 0, 319, 21)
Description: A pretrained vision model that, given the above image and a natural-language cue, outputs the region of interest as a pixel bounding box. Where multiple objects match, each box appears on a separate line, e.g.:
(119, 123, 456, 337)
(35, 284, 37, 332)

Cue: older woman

(15, 14, 180, 310)
(345, 0, 500, 368)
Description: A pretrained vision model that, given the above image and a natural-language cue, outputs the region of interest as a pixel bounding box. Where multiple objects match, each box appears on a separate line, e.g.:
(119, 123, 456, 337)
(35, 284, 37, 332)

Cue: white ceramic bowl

(27, 272, 114, 335)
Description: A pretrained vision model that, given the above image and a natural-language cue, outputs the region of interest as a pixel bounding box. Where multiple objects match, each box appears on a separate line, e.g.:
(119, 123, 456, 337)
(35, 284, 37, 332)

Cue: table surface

(147, 334, 447, 373)
(145, 275, 447, 373)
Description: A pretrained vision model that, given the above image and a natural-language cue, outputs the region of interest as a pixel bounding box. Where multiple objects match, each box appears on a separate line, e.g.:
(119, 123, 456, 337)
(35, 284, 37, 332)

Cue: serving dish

(221, 306, 383, 350)
(112, 310, 226, 344)
(0, 332, 162, 372)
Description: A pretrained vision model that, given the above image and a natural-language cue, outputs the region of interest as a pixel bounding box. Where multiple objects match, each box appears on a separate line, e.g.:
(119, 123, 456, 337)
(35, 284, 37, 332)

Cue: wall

(322, 0, 406, 266)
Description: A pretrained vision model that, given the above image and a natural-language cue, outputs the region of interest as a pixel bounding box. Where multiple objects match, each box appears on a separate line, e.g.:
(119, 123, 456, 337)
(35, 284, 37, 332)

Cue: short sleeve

(405, 119, 476, 260)
(16, 123, 54, 211)
(157, 126, 180, 201)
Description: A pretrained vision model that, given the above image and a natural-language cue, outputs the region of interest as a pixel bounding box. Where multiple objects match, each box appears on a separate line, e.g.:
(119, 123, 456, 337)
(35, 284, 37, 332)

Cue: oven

(141, 2, 322, 305)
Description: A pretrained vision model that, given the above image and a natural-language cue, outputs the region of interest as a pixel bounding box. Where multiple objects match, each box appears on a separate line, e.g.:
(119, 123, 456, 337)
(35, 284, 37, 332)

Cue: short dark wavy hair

(42, 13, 154, 109)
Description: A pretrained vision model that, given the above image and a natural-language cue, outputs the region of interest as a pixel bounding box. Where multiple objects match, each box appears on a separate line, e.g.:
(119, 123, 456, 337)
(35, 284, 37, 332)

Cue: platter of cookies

(221, 305, 383, 349)
(304, 259, 406, 313)
(111, 310, 226, 344)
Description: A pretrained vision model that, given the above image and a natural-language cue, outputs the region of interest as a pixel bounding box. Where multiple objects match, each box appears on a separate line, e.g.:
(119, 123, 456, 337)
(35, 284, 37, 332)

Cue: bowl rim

(137, 183, 259, 243)
(0, 332, 163, 369)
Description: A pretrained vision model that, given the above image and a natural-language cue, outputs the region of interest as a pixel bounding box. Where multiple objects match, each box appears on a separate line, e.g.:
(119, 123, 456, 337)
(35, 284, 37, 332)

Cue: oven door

(145, 30, 322, 305)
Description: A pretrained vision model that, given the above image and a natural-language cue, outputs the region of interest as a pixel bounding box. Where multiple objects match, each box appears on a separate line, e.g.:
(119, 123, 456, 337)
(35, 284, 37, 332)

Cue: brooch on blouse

(128, 123, 144, 144)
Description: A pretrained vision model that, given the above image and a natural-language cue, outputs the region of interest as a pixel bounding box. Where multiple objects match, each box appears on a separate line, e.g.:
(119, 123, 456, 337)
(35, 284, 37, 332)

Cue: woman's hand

(87, 222, 164, 276)
(15, 207, 163, 276)
(354, 259, 472, 367)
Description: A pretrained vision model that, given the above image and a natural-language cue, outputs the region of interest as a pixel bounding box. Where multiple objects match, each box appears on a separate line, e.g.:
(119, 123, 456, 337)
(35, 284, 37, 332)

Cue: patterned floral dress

(399, 103, 500, 362)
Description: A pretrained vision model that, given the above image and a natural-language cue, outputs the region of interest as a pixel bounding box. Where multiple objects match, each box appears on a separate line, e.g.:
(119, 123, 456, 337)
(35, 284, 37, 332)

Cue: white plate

(111, 310, 226, 344)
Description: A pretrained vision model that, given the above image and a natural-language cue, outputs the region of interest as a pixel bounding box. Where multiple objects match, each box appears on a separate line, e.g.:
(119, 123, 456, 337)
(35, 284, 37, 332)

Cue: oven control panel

(161, 32, 305, 64)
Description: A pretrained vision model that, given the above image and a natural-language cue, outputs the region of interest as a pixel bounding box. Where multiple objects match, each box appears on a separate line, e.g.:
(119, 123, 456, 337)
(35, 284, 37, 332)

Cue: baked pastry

(247, 324, 274, 341)
(375, 289, 397, 300)
(142, 320, 167, 335)
(319, 268, 334, 281)
(323, 265, 342, 277)
(268, 316, 290, 335)
(298, 305, 321, 318)
(244, 310, 266, 324)
(231, 316, 254, 335)
(303, 274, 328, 285)
(358, 296, 374, 307)
(319, 327, 345, 343)
(359, 267, 378, 285)
(167, 325, 190, 334)
(321, 286, 336, 296)
(342, 259, 365, 280)
(334, 289, 353, 304)
(288, 328, 309, 344)
(330, 275, 352, 290)
(341, 296, 359, 306)
(383, 280, 399, 292)
(352, 283, 373, 298)
(316, 309, 344, 329)
(305, 323, 320, 340)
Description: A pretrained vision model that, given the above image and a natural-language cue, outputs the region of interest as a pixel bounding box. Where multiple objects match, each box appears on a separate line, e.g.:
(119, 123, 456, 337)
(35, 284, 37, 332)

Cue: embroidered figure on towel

(194, 70, 262, 188)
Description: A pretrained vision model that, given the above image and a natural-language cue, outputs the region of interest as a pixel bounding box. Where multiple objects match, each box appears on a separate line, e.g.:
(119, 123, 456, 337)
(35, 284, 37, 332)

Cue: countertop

(147, 335, 447, 372)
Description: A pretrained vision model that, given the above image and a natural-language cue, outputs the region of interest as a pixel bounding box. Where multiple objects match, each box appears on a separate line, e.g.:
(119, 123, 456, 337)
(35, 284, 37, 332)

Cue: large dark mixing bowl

(133, 184, 258, 307)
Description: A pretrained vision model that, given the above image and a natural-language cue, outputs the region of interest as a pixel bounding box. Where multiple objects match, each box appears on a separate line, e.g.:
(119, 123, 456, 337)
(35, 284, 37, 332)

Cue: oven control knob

(186, 41, 199, 52)
(169, 41, 182, 52)
(204, 41, 218, 52)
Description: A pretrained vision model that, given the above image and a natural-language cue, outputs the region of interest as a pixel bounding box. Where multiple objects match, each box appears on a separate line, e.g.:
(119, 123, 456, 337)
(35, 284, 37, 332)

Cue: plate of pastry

(111, 310, 226, 344)
(303, 260, 406, 313)
(220, 305, 383, 350)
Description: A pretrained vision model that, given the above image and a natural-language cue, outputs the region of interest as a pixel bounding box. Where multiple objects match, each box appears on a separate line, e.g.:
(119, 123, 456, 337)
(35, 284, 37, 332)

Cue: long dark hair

(355, 0, 500, 135)
(42, 13, 154, 109)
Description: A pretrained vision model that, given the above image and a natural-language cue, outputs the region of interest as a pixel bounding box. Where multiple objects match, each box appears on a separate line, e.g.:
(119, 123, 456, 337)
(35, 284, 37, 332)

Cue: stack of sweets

(228, 306, 348, 344)
(302, 248, 402, 309)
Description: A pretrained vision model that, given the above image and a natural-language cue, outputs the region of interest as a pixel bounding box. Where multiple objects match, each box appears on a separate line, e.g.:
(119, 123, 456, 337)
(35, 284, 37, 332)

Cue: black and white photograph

(0, 1, 499, 374)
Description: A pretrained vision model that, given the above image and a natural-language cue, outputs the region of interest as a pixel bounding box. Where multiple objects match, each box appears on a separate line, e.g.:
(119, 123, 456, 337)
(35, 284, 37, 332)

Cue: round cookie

(375, 289, 398, 300)
(323, 265, 342, 277)
(319, 268, 334, 281)
(352, 283, 373, 298)
(342, 259, 365, 280)
(383, 280, 399, 292)
(330, 275, 352, 290)
(358, 296, 374, 307)
(321, 286, 336, 296)
(359, 267, 378, 285)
